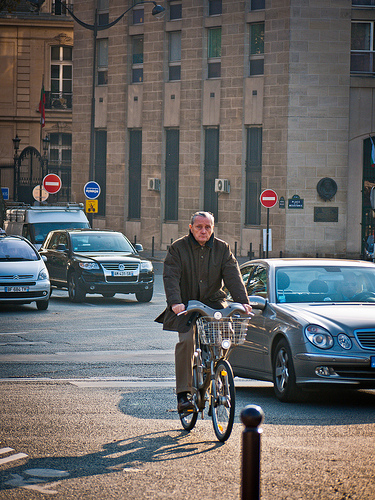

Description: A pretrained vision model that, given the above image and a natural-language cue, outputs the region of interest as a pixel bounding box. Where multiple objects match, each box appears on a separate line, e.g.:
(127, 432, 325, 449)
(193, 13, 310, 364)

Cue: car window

(275, 266, 375, 303)
(48, 232, 62, 250)
(0, 238, 38, 261)
(70, 233, 135, 253)
(246, 265, 267, 297)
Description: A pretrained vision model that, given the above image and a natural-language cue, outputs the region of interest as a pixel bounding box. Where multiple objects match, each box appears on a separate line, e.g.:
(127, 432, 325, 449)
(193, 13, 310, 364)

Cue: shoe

(177, 393, 194, 413)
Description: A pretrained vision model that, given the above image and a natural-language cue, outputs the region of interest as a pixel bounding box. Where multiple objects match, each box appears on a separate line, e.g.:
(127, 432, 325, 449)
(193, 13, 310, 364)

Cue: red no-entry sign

(43, 173, 62, 194)
(260, 189, 278, 209)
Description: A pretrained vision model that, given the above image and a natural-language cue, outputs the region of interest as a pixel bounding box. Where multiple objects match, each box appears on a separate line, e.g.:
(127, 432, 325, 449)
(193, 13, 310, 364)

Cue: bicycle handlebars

(178, 299, 252, 319)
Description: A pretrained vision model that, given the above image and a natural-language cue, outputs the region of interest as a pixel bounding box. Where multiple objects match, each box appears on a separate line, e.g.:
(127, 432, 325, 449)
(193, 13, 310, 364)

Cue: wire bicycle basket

(196, 317, 250, 346)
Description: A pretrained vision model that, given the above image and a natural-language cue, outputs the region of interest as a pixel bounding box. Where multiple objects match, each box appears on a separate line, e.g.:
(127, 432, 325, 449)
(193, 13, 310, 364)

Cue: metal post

(234, 241, 237, 258)
(152, 236, 155, 257)
(259, 244, 262, 259)
(241, 405, 264, 500)
(266, 207, 270, 258)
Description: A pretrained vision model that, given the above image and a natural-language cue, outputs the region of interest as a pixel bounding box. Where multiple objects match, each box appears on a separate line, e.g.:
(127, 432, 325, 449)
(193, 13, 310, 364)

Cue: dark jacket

(155, 231, 249, 332)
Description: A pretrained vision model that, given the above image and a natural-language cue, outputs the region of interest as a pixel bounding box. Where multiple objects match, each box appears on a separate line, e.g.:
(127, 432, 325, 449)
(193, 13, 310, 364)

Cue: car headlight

(140, 260, 153, 272)
(38, 268, 49, 280)
(337, 333, 352, 350)
(79, 262, 100, 270)
(305, 325, 333, 349)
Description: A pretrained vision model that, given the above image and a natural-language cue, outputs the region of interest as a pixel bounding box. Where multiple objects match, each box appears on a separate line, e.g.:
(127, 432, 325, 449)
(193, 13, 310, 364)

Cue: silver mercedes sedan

(227, 259, 375, 402)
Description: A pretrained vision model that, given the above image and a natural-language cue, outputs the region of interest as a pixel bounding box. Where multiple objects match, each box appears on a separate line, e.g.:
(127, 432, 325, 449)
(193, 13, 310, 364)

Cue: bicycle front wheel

(211, 359, 235, 442)
(180, 362, 198, 432)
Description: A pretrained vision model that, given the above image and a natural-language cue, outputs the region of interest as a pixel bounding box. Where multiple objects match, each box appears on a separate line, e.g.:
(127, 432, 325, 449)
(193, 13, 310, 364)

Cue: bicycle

(178, 300, 252, 442)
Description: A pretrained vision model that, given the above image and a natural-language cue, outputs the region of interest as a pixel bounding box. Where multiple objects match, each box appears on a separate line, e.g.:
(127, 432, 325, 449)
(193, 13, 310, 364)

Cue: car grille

(106, 276, 138, 283)
(0, 291, 42, 298)
(0, 274, 34, 280)
(0, 281, 36, 286)
(354, 329, 375, 350)
(102, 263, 139, 271)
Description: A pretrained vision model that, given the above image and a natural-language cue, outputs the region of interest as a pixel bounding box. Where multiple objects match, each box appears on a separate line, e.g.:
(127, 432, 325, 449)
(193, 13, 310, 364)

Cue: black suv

(39, 229, 154, 303)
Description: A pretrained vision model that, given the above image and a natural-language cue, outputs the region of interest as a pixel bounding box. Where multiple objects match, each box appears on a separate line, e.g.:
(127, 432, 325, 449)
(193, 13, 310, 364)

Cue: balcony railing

(45, 91, 72, 110)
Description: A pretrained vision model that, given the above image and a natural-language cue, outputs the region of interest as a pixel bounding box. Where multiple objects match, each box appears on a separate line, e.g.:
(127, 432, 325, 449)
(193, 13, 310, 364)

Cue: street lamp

(39, 134, 50, 203)
(56, 0, 165, 211)
(12, 134, 21, 201)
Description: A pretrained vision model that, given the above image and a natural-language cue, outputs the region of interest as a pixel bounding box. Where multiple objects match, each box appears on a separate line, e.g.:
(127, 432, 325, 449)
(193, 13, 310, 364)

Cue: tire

(180, 361, 198, 432)
(135, 288, 153, 303)
(212, 359, 235, 442)
(36, 300, 49, 311)
(272, 338, 300, 402)
(68, 272, 86, 303)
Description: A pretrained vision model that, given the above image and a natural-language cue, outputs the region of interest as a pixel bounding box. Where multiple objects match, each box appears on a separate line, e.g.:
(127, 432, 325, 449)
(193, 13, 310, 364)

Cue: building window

(165, 129, 179, 221)
(98, 0, 109, 26)
(132, 0, 144, 24)
(208, 27, 221, 78)
(97, 38, 108, 85)
(204, 128, 219, 220)
(250, 0, 265, 10)
(129, 130, 142, 219)
(249, 23, 264, 76)
(245, 127, 262, 226)
(49, 46, 72, 109)
(169, 31, 181, 81)
(169, 0, 182, 20)
(209, 0, 222, 16)
(52, 0, 73, 15)
(95, 130, 107, 216)
(48, 133, 72, 202)
(353, 0, 375, 5)
(132, 36, 144, 83)
(351, 22, 375, 75)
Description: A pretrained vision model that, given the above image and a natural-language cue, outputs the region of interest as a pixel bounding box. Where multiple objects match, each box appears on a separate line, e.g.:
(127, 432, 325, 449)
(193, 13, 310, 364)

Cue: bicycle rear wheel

(211, 359, 235, 442)
(180, 362, 198, 432)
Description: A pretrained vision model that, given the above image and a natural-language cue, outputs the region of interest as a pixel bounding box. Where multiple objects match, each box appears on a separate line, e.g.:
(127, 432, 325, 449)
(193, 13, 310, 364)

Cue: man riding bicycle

(155, 211, 252, 414)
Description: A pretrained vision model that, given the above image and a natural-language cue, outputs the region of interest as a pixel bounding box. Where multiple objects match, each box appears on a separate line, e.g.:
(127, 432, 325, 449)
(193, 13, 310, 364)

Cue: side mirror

(248, 295, 267, 311)
(56, 243, 67, 252)
(134, 243, 143, 253)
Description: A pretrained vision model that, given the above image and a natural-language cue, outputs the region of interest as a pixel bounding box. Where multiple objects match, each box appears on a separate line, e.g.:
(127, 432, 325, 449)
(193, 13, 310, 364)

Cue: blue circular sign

(84, 181, 101, 200)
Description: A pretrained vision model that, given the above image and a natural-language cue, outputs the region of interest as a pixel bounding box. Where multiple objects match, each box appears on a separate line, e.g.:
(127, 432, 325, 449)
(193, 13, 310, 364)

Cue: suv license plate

(112, 270, 136, 276)
(5, 286, 29, 292)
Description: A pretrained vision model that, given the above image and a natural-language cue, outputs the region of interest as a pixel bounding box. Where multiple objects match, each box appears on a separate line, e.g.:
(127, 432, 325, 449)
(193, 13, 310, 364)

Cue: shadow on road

(0, 429, 222, 493)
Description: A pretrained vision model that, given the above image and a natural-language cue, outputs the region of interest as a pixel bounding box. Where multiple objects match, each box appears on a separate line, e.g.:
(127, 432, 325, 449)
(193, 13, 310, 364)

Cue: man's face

(189, 215, 214, 246)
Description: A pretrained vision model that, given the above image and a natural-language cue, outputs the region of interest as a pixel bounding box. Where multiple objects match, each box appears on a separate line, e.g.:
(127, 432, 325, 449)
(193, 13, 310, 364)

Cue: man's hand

(172, 303, 186, 315)
(243, 304, 252, 315)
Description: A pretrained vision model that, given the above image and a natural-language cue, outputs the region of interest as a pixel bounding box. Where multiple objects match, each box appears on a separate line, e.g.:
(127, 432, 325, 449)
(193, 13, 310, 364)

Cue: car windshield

(31, 222, 90, 243)
(70, 233, 135, 253)
(275, 265, 375, 304)
(0, 238, 38, 261)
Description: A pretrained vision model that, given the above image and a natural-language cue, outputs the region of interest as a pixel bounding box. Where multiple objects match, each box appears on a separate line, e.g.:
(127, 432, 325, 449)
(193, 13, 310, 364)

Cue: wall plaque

(314, 207, 339, 222)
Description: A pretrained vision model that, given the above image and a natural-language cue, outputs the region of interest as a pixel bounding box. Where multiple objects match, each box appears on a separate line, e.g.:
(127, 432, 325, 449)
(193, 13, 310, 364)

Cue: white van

(4, 203, 90, 249)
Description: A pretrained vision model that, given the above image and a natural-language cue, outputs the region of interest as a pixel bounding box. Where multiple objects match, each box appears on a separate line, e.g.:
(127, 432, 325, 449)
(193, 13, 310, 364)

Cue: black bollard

(235, 241, 237, 258)
(152, 236, 155, 257)
(241, 405, 264, 500)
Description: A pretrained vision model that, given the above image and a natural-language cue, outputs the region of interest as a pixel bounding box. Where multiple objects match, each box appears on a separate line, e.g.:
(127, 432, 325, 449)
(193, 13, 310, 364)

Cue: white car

(0, 234, 50, 310)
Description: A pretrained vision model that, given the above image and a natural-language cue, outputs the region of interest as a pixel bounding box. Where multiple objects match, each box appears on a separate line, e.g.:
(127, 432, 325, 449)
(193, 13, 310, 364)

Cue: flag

(371, 136, 375, 168)
(39, 82, 45, 128)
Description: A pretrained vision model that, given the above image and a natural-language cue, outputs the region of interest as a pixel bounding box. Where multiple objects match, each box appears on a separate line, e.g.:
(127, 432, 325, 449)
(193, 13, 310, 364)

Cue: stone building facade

(3, 0, 375, 259)
(0, 0, 74, 205)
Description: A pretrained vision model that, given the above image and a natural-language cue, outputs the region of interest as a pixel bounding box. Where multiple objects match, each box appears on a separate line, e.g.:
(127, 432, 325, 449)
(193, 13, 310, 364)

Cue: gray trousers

(175, 325, 195, 394)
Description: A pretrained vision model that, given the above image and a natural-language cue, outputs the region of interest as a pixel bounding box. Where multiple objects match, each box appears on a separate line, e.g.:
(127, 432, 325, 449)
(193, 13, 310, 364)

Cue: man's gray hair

(190, 211, 215, 225)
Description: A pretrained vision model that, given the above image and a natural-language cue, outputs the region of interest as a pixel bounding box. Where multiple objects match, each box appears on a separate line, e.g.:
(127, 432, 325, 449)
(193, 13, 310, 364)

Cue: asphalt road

(1, 264, 375, 499)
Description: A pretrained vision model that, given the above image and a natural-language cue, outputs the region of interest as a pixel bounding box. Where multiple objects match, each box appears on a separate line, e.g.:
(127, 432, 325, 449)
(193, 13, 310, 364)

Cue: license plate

(112, 270, 136, 276)
(371, 356, 375, 368)
(5, 286, 29, 292)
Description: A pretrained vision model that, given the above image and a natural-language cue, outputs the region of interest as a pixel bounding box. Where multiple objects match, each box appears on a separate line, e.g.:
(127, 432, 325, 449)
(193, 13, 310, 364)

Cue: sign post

(260, 189, 278, 258)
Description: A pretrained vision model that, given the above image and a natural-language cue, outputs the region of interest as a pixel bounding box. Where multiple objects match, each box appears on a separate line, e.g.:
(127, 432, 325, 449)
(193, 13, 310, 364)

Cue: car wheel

(36, 300, 49, 311)
(272, 338, 301, 402)
(135, 288, 153, 303)
(68, 272, 86, 303)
